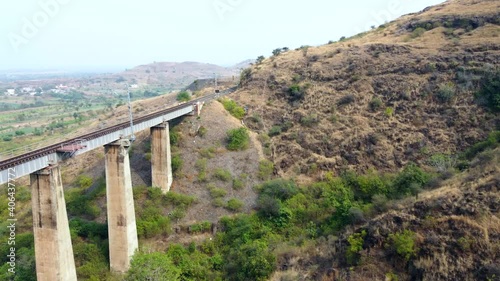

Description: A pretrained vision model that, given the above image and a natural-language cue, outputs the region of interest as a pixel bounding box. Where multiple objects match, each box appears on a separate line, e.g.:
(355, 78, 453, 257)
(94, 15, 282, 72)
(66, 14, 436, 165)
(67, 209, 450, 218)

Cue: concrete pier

(30, 165, 77, 281)
(151, 122, 172, 193)
(104, 139, 138, 273)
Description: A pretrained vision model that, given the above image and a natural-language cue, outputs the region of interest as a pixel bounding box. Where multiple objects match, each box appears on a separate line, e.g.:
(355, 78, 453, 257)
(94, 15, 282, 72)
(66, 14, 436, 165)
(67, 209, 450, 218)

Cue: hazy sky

(0, 0, 445, 71)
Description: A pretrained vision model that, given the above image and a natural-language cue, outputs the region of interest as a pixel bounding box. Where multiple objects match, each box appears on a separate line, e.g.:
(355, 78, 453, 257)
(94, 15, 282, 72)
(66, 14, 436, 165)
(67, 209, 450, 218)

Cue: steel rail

(0, 92, 221, 170)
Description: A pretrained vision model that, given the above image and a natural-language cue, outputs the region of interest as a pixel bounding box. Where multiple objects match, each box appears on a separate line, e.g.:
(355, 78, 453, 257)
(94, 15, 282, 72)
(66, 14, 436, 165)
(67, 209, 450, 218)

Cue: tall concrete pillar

(151, 122, 172, 193)
(104, 139, 138, 273)
(30, 165, 77, 281)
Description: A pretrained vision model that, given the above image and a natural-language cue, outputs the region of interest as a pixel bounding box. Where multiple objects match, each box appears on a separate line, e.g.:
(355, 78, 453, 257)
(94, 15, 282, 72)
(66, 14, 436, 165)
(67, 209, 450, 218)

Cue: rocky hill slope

(118, 61, 248, 88)
(268, 146, 499, 280)
(232, 0, 499, 182)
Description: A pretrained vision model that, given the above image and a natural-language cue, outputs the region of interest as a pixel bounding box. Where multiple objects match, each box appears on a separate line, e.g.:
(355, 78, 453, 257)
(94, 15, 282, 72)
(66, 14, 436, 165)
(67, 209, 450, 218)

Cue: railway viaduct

(0, 93, 219, 280)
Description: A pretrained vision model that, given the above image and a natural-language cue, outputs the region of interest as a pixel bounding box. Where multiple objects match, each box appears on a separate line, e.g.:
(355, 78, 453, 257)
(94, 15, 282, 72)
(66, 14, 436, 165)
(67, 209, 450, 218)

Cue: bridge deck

(0, 92, 220, 185)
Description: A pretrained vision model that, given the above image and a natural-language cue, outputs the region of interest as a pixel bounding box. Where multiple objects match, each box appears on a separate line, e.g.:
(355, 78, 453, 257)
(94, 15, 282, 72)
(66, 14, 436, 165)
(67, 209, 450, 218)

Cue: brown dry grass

(231, 0, 499, 180)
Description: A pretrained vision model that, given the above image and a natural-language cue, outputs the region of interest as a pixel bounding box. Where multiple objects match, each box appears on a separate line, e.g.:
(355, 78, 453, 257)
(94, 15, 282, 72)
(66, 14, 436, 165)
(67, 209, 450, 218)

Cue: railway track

(0, 92, 222, 171)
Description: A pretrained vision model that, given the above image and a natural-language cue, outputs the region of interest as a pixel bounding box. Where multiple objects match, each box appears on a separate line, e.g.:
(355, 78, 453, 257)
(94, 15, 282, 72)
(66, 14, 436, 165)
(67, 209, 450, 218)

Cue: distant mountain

(116, 61, 251, 89)
(231, 59, 255, 70)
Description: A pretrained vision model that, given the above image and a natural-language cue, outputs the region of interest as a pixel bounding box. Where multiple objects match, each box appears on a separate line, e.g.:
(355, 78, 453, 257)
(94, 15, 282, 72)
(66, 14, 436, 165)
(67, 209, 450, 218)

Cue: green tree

(125, 252, 181, 281)
(391, 164, 429, 198)
(272, 48, 282, 56)
(225, 240, 276, 281)
(176, 91, 191, 102)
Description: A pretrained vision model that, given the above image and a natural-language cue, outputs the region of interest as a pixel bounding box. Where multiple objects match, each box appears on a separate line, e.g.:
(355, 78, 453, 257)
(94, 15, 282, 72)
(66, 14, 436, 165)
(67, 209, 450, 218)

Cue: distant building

(5, 89, 15, 96)
(130, 84, 139, 89)
(22, 87, 34, 93)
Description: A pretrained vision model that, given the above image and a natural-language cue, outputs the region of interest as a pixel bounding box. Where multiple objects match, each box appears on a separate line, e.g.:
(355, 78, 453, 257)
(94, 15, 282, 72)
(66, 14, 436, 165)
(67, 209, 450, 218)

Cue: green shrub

(172, 154, 183, 175)
(386, 272, 399, 281)
(137, 216, 171, 238)
(198, 126, 207, 137)
(213, 168, 232, 182)
(224, 240, 276, 281)
(462, 131, 500, 160)
(337, 94, 355, 106)
(126, 252, 180, 281)
(226, 127, 250, 151)
(258, 179, 298, 201)
(256, 194, 282, 218)
(2, 136, 12, 142)
(300, 114, 319, 127)
(212, 198, 226, 208)
(457, 236, 473, 251)
(342, 170, 388, 202)
(391, 164, 430, 198)
(232, 178, 244, 190)
(69, 218, 108, 239)
(475, 69, 500, 112)
(209, 188, 227, 199)
(33, 128, 43, 136)
(410, 27, 426, 38)
(435, 83, 455, 103)
(76, 175, 93, 189)
(197, 171, 207, 182)
(200, 147, 216, 158)
(387, 230, 417, 261)
(195, 158, 208, 171)
(346, 230, 366, 265)
(385, 107, 394, 117)
(288, 84, 305, 102)
(226, 198, 244, 212)
(268, 126, 282, 137)
(171, 207, 187, 220)
(258, 160, 274, 180)
(369, 97, 383, 111)
(190, 221, 212, 234)
(220, 99, 246, 119)
(66, 189, 101, 219)
(176, 91, 191, 102)
(170, 130, 181, 146)
(428, 153, 456, 172)
(164, 192, 196, 207)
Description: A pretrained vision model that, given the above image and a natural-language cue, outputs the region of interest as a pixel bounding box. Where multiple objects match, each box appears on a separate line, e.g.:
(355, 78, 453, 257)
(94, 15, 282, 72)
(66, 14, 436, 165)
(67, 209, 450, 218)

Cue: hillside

(269, 147, 499, 280)
(117, 61, 248, 88)
(232, 0, 499, 182)
(0, 1, 498, 281)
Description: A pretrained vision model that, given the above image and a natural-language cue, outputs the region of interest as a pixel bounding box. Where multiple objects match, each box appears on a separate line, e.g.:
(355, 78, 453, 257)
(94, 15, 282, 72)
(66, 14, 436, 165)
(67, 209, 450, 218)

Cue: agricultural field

(0, 86, 174, 160)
